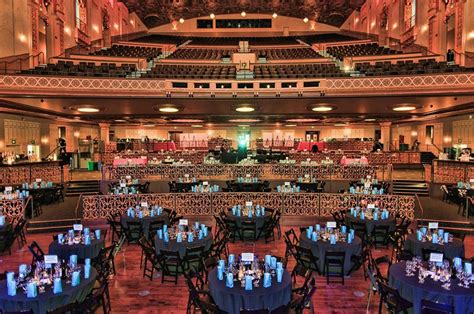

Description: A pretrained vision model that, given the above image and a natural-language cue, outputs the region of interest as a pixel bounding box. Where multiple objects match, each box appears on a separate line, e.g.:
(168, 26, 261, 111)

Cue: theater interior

(0, 0, 473, 313)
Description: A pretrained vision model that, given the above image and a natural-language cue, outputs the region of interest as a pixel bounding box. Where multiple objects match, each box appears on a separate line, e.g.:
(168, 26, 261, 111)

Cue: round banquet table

(229, 182, 265, 192)
(404, 234, 465, 260)
(389, 262, 474, 314)
(154, 233, 213, 257)
(300, 232, 362, 275)
(293, 181, 319, 192)
(224, 210, 271, 230)
(208, 268, 292, 313)
(120, 214, 170, 239)
(0, 268, 97, 314)
(48, 238, 105, 260)
(345, 215, 396, 234)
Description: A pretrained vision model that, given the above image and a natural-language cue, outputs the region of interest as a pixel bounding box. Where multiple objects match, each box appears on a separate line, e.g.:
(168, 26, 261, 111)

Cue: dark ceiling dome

(120, 0, 366, 28)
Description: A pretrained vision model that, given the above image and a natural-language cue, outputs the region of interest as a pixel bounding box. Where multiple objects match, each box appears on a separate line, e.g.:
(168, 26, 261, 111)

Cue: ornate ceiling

(120, 0, 366, 29)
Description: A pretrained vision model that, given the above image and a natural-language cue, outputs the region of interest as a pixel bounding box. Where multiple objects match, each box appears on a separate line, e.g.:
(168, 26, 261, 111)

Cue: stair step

(27, 218, 81, 234)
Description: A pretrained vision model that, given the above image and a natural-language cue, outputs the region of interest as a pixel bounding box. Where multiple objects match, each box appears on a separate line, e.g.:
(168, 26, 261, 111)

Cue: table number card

(246, 174, 251, 178)
(126, 176, 132, 180)
(184, 174, 190, 178)
(73, 224, 83, 231)
(179, 159, 184, 162)
(241, 253, 254, 262)
(284, 182, 291, 186)
(120, 183, 126, 188)
(428, 222, 439, 229)
(327, 221, 337, 228)
(5, 186, 12, 192)
(179, 219, 188, 226)
(203, 181, 209, 186)
(367, 204, 375, 209)
(44, 255, 59, 265)
(429, 253, 444, 263)
(35, 178, 42, 183)
(245, 201, 253, 207)
(141, 202, 148, 208)
(304, 174, 310, 178)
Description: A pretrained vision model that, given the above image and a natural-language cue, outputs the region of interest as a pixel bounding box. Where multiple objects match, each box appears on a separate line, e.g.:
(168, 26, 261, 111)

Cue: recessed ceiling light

(171, 119, 204, 123)
(285, 124, 297, 127)
(192, 125, 203, 128)
(229, 119, 260, 123)
(286, 118, 319, 123)
(143, 124, 155, 127)
(159, 106, 180, 113)
(76, 107, 100, 113)
(235, 105, 255, 113)
(115, 119, 126, 122)
(311, 105, 334, 112)
(334, 123, 347, 127)
(238, 125, 249, 127)
(364, 118, 376, 122)
(392, 104, 418, 111)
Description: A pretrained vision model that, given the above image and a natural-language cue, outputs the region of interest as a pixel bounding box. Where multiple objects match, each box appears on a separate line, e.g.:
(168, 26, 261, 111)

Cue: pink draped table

(296, 142, 325, 152)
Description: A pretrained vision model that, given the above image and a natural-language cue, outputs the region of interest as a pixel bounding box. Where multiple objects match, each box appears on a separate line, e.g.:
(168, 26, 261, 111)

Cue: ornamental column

(99, 123, 110, 144)
(380, 122, 392, 151)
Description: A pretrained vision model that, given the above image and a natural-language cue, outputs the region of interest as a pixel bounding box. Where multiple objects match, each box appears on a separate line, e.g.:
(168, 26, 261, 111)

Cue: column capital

(379, 122, 392, 127)
(99, 123, 110, 128)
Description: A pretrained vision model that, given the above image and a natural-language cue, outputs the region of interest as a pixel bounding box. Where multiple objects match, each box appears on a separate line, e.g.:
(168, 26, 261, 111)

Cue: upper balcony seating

(91, 44, 162, 61)
(130, 35, 188, 45)
(166, 48, 238, 60)
(253, 63, 348, 79)
(299, 33, 358, 44)
(355, 59, 474, 76)
(21, 60, 136, 77)
(187, 37, 300, 46)
(327, 43, 402, 60)
(254, 48, 323, 60)
(142, 64, 236, 79)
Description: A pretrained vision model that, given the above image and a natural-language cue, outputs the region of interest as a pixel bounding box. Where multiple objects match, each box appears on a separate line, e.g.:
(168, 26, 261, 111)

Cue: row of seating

(254, 47, 323, 60)
(167, 48, 237, 60)
(92, 44, 162, 61)
(142, 64, 236, 79)
(327, 43, 402, 60)
(253, 63, 348, 79)
(355, 59, 474, 76)
(21, 61, 137, 77)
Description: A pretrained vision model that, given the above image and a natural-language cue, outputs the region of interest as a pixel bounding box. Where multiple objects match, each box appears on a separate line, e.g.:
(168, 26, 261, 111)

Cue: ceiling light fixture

(392, 104, 418, 111)
(179, 18, 185, 24)
(272, 13, 278, 18)
(158, 105, 180, 113)
(192, 125, 203, 128)
(210, 13, 215, 19)
(303, 17, 309, 23)
(73, 106, 102, 113)
(241, 11, 247, 17)
(114, 119, 127, 122)
(235, 105, 255, 113)
(285, 124, 297, 127)
(364, 118, 376, 122)
(143, 124, 155, 127)
(311, 105, 335, 112)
